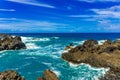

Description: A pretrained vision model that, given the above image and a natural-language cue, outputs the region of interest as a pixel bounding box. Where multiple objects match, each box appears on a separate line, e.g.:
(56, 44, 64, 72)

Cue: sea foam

(69, 63, 109, 80)
(98, 40, 106, 45)
(73, 40, 85, 45)
(51, 67, 61, 77)
(51, 37, 59, 39)
(26, 43, 40, 49)
(21, 36, 51, 43)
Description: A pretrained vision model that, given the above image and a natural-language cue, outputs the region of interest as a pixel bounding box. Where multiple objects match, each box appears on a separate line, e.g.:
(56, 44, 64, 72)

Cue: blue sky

(0, 0, 120, 33)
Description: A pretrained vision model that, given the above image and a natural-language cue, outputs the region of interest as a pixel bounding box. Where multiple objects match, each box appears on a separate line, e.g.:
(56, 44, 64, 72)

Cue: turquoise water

(0, 33, 120, 80)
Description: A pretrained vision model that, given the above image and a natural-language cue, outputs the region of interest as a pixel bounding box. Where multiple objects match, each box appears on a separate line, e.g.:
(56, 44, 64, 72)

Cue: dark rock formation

(0, 70, 25, 80)
(38, 70, 59, 80)
(0, 34, 26, 51)
(62, 39, 120, 79)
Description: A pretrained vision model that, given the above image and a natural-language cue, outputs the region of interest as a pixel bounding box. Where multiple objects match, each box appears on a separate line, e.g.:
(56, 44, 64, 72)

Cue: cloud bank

(0, 18, 69, 32)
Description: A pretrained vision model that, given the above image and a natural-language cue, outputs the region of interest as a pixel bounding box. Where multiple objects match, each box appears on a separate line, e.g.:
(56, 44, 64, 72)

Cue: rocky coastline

(62, 39, 120, 79)
(1, 33, 120, 79)
(0, 34, 59, 80)
(0, 70, 25, 80)
(0, 69, 59, 80)
(0, 34, 26, 51)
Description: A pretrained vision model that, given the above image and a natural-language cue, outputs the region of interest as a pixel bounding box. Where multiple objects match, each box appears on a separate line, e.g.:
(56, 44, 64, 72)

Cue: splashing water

(1, 33, 119, 80)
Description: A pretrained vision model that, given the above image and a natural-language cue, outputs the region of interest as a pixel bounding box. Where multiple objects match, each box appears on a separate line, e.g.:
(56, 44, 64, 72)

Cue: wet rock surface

(38, 70, 59, 80)
(62, 39, 120, 79)
(0, 70, 25, 80)
(0, 34, 26, 51)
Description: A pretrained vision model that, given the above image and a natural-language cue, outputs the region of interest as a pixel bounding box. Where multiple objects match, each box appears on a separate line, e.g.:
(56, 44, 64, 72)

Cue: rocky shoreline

(1, 33, 120, 79)
(0, 70, 25, 80)
(0, 34, 26, 51)
(0, 34, 59, 80)
(0, 69, 59, 80)
(62, 39, 120, 79)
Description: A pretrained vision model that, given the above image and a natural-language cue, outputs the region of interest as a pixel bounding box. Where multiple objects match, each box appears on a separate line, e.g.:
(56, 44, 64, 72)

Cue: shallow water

(0, 33, 120, 80)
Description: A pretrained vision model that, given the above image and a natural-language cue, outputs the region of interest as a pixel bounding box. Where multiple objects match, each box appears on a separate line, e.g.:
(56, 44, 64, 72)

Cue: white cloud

(91, 5, 120, 18)
(7, 0, 55, 8)
(0, 9, 15, 11)
(68, 5, 120, 32)
(90, 5, 120, 31)
(70, 5, 120, 19)
(69, 15, 93, 18)
(0, 18, 68, 32)
(97, 19, 120, 31)
(78, 0, 120, 3)
(0, 18, 17, 20)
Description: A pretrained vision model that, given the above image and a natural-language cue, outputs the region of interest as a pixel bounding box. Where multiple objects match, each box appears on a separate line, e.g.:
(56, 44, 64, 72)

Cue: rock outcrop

(62, 39, 120, 79)
(0, 70, 59, 80)
(38, 70, 59, 80)
(0, 34, 26, 51)
(0, 70, 25, 80)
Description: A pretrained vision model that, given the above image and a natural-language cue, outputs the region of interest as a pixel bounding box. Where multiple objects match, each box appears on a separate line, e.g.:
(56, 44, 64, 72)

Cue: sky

(0, 0, 120, 33)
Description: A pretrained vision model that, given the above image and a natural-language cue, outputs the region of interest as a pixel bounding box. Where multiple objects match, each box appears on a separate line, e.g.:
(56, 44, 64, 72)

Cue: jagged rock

(0, 70, 25, 80)
(62, 39, 120, 79)
(38, 70, 59, 80)
(0, 34, 26, 51)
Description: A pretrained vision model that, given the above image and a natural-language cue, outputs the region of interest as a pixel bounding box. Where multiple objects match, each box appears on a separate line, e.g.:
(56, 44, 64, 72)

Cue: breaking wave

(98, 40, 106, 45)
(21, 36, 51, 42)
(69, 63, 109, 80)
(21, 36, 59, 43)
(26, 43, 40, 49)
(0, 34, 115, 80)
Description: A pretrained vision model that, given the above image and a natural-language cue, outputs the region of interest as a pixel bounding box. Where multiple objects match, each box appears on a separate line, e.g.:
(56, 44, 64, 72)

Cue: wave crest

(26, 43, 40, 49)
(98, 40, 106, 45)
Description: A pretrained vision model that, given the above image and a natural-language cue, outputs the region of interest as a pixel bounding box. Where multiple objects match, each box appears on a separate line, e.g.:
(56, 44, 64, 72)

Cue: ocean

(0, 33, 120, 80)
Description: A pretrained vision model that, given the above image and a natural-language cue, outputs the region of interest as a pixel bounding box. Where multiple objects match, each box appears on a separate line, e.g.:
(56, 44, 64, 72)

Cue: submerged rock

(38, 70, 59, 80)
(0, 34, 26, 51)
(62, 39, 120, 79)
(0, 70, 25, 80)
